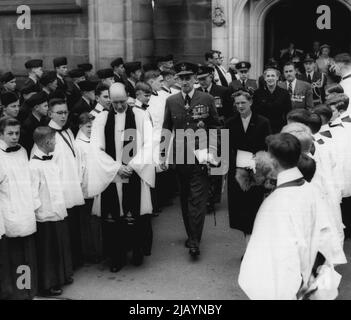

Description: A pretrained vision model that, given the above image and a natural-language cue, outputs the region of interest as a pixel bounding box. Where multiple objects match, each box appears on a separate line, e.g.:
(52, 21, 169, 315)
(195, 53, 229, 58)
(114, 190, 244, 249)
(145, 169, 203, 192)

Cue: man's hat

(96, 68, 114, 79)
(111, 57, 124, 68)
(0, 72, 15, 84)
(236, 61, 251, 71)
(53, 57, 68, 68)
(320, 44, 331, 52)
(124, 62, 142, 75)
(78, 80, 98, 92)
(20, 84, 40, 95)
(27, 92, 48, 109)
(143, 62, 159, 73)
(68, 69, 85, 79)
(303, 53, 316, 64)
(197, 65, 215, 79)
(25, 59, 43, 69)
(77, 63, 93, 72)
(174, 62, 198, 76)
(40, 71, 57, 86)
(0, 92, 19, 106)
(157, 55, 174, 63)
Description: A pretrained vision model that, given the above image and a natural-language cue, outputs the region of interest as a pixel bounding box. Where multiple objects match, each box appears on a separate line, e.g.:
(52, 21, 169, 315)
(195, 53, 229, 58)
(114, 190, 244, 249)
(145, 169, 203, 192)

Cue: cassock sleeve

(238, 193, 303, 300)
(87, 112, 121, 198)
(129, 110, 156, 188)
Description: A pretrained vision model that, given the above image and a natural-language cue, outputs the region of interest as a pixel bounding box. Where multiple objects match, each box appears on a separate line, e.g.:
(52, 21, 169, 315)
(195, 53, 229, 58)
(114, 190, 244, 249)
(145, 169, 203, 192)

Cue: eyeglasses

(53, 111, 69, 115)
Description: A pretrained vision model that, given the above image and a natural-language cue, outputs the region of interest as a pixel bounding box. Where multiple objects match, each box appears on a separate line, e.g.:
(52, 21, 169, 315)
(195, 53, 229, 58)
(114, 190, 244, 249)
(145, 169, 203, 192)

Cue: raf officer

(229, 61, 258, 94)
(161, 62, 221, 258)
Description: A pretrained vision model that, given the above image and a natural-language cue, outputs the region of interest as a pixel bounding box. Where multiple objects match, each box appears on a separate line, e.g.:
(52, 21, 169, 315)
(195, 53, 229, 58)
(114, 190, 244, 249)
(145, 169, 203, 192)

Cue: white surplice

(340, 75, 351, 115)
(0, 141, 37, 238)
(48, 120, 85, 209)
(29, 149, 68, 223)
(238, 168, 347, 300)
(0, 207, 5, 239)
(88, 107, 155, 216)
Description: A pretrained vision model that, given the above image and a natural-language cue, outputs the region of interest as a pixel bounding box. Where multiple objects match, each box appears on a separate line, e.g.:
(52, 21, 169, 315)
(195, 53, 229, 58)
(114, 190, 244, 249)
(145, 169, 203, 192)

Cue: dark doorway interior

(264, 0, 351, 63)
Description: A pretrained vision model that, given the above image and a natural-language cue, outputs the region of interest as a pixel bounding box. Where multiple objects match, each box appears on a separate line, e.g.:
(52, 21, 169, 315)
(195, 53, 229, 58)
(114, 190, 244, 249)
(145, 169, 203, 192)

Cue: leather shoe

(189, 247, 200, 257)
(110, 265, 124, 273)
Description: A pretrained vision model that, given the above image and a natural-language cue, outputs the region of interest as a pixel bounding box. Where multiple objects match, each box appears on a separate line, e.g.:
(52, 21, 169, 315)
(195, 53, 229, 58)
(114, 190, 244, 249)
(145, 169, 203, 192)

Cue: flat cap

(27, 92, 48, 109)
(68, 69, 85, 79)
(111, 57, 124, 68)
(0, 72, 15, 84)
(77, 63, 93, 72)
(53, 57, 68, 68)
(96, 68, 114, 79)
(124, 61, 142, 75)
(174, 62, 198, 76)
(78, 80, 98, 92)
(40, 71, 57, 86)
(25, 59, 43, 69)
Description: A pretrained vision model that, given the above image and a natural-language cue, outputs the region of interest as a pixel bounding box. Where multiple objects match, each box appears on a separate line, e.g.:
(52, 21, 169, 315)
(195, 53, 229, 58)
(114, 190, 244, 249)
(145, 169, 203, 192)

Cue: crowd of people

(0, 42, 351, 300)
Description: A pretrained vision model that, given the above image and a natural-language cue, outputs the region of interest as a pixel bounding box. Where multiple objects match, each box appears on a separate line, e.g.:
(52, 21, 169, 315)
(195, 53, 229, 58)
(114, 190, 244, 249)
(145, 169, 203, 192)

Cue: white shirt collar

(57, 74, 63, 81)
(0, 140, 9, 151)
(76, 130, 90, 143)
(307, 71, 314, 77)
(207, 83, 213, 92)
(33, 148, 50, 159)
(320, 124, 330, 132)
(277, 167, 304, 187)
(135, 99, 143, 108)
(95, 103, 104, 112)
(48, 120, 63, 130)
(182, 88, 195, 100)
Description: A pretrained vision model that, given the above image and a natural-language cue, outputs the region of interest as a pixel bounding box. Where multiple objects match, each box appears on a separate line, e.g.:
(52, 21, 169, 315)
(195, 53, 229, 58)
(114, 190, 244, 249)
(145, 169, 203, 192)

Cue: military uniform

(162, 62, 220, 257)
(229, 62, 258, 94)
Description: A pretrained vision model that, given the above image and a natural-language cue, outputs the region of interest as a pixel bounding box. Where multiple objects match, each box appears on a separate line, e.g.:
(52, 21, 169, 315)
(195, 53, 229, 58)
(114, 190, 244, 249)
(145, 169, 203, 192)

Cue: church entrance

(264, 0, 351, 63)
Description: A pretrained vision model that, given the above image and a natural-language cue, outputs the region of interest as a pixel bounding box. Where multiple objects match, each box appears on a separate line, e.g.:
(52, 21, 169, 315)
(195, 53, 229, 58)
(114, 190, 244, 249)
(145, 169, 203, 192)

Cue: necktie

(288, 81, 293, 95)
(4, 145, 21, 153)
(307, 74, 312, 83)
(185, 94, 191, 107)
(242, 81, 246, 89)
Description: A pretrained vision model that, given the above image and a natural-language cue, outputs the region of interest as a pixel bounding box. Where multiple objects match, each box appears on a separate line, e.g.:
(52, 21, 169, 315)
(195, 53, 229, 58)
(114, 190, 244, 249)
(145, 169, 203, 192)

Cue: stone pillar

(153, 0, 212, 63)
(88, 0, 154, 69)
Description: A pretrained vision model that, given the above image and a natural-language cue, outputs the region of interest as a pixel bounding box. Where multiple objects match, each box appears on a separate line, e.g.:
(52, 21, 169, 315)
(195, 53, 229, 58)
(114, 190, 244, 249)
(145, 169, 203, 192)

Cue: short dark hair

(49, 98, 66, 111)
(308, 113, 322, 134)
(95, 83, 109, 97)
(0, 116, 20, 134)
(287, 109, 311, 127)
(298, 153, 316, 182)
(313, 104, 333, 123)
(161, 69, 176, 78)
(78, 112, 94, 126)
(142, 70, 161, 83)
(135, 82, 152, 95)
(266, 133, 301, 169)
(33, 126, 56, 146)
(283, 61, 296, 70)
(326, 93, 350, 112)
(205, 52, 215, 61)
(232, 90, 253, 102)
(325, 83, 344, 95)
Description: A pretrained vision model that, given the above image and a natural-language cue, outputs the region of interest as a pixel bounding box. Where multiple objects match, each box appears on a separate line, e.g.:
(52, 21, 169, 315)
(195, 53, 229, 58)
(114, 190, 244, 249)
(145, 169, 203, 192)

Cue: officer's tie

(242, 80, 246, 89)
(185, 94, 191, 108)
(288, 81, 293, 96)
(307, 73, 312, 83)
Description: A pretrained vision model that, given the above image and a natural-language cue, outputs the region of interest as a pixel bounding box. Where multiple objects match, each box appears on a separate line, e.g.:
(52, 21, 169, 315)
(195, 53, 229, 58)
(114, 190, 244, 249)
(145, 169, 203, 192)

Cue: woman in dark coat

(226, 90, 272, 246)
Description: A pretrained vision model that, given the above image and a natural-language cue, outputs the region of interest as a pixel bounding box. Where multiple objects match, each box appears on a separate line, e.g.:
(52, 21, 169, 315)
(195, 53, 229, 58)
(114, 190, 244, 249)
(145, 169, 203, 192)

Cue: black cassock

(226, 113, 271, 235)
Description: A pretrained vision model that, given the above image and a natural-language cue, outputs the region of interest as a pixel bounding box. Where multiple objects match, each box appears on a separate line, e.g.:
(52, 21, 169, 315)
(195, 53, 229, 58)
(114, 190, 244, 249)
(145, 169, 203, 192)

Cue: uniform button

(187, 122, 189, 125)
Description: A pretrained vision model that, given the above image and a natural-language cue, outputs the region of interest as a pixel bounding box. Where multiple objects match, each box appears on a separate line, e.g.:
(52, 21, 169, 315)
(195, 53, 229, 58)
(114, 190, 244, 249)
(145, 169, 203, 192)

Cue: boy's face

(304, 62, 315, 73)
(151, 76, 163, 92)
(35, 101, 49, 117)
(0, 125, 20, 147)
(97, 90, 111, 109)
(103, 77, 115, 88)
(4, 100, 20, 118)
(33, 67, 43, 79)
(56, 65, 68, 77)
(136, 91, 151, 105)
(49, 103, 68, 127)
(80, 122, 92, 139)
(48, 79, 58, 92)
(4, 79, 16, 91)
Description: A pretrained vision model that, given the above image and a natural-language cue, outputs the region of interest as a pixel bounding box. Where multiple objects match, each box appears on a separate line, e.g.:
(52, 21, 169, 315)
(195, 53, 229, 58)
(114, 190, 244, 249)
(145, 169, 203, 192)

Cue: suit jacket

(229, 79, 258, 94)
(66, 81, 82, 110)
(20, 113, 47, 157)
(114, 74, 125, 84)
(125, 79, 136, 99)
(253, 86, 292, 134)
(162, 90, 221, 165)
(197, 84, 234, 119)
(226, 112, 271, 172)
(279, 79, 313, 110)
(55, 76, 68, 99)
(298, 71, 326, 104)
(23, 77, 41, 92)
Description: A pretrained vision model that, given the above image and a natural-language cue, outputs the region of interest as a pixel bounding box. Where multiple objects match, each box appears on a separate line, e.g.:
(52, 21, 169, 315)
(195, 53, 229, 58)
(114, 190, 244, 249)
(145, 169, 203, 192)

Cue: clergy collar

(182, 88, 195, 100)
(76, 130, 90, 143)
(48, 120, 63, 131)
(277, 167, 304, 187)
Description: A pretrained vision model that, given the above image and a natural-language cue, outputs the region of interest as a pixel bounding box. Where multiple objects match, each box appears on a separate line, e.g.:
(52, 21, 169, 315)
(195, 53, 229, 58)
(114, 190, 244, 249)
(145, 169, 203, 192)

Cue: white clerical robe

(48, 120, 85, 209)
(238, 168, 346, 300)
(340, 76, 351, 115)
(0, 141, 37, 238)
(29, 149, 68, 223)
(0, 207, 5, 239)
(88, 107, 155, 216)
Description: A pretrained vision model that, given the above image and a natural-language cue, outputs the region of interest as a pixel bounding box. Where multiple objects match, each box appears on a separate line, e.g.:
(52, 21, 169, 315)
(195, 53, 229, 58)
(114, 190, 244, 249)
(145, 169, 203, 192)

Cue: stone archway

(214, 0, 351, 78)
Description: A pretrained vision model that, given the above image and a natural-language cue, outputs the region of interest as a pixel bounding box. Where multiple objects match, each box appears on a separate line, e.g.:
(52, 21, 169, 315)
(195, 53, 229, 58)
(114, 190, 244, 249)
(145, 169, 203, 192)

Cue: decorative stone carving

(213, 5, 226, 27)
